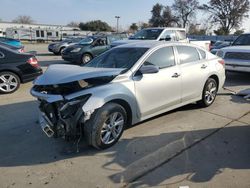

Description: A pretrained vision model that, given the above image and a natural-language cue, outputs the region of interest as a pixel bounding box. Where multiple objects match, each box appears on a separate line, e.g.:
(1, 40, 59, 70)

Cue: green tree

(67, 21, 79, 28)
(172, 0, 199, 28)
(129, 23, 138, 32)
(149, 3, 164, 27)
(201, 0, 250, 35)
(162, 6, 179, 26)
(149, 3, 179, 27)
(234, 29, 245, 36)
(12, 15, 34, 24)
(79, 20, 112, 31)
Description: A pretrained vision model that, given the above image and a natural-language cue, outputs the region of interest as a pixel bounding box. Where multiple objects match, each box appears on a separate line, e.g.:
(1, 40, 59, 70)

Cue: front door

(91, 37, 109, 57)
(134, 47, 182, 119)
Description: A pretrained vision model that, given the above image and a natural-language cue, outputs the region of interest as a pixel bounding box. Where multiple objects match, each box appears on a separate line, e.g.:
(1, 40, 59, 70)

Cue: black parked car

(62, 34, 127, 64)
(0, 45, 42, 94)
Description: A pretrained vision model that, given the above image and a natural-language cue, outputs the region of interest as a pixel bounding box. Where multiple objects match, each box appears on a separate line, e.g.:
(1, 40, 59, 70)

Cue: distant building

(0, 21, 92, 41)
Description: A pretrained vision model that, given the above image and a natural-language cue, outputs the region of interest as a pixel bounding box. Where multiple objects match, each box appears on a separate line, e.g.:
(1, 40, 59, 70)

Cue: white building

(0, 21, 92, 40)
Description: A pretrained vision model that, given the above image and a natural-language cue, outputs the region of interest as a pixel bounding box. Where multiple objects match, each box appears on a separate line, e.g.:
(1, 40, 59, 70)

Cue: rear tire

(84, 103, 127, 149)
(59, 47, 65, 55)
(0, 71, 20, 94)
(198, 78, 218, 107)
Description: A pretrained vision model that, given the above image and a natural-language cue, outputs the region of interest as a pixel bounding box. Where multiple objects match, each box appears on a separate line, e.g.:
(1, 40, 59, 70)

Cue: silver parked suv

(31, 41, 225, 149)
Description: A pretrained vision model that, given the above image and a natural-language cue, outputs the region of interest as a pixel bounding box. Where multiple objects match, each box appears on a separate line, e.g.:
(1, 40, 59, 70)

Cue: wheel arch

(0, 69, 22, 82)
(208, 74, 219, 89)
(107, 99, 133, 126)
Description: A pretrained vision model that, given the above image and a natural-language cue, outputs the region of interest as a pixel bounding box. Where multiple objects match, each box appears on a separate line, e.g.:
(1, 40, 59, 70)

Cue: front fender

(65, 82, 140, 124)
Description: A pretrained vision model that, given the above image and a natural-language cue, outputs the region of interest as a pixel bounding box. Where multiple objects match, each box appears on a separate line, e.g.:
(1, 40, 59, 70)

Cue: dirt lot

(0, 43, 249, 188)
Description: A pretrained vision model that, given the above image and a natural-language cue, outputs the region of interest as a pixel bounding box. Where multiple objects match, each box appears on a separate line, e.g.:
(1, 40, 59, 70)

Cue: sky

(0, 0, 249, 31)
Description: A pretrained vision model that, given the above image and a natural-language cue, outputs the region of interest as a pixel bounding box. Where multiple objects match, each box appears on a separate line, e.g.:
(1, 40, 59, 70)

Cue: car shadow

(38, 60, 71, 67)
(36, 53, 56, 56)
(0, 101, 249, 187)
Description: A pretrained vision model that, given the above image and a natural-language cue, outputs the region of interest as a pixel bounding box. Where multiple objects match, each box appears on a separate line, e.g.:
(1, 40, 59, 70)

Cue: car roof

(115, 41, 203, 50)
(143, 27, 186, 31)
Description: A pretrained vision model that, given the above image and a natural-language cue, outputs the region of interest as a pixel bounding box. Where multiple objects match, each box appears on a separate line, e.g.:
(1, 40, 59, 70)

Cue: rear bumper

(226, 65, 250, 73)
(224, 59, 250, 73)
(22, 69, 43, 83)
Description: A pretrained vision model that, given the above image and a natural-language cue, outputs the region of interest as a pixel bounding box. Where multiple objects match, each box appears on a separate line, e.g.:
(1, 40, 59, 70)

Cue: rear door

(176, 45, 209, 102)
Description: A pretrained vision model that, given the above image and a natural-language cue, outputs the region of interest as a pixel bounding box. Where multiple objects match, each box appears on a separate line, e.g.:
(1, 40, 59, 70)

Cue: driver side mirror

(139, 64, 159, 74)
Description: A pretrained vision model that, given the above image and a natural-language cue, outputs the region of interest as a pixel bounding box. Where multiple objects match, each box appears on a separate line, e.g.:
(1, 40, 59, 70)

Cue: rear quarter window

(198, 49, 206, 59)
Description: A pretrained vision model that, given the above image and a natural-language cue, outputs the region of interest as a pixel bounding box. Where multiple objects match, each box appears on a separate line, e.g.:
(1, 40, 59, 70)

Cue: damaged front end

(32, 82, 92, 140)
(31, 64, 124, 140)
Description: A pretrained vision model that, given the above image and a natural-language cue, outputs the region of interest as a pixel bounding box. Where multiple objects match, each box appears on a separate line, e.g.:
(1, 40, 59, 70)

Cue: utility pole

(115, 16, 120, 33)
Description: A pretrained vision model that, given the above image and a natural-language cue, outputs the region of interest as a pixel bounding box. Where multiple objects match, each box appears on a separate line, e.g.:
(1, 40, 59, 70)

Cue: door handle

(201, 64, 207, 69)
(172, 73, 180, 78)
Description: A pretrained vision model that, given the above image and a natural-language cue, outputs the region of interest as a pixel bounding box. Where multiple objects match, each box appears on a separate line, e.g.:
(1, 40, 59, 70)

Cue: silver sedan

(31, 41, 226, 149)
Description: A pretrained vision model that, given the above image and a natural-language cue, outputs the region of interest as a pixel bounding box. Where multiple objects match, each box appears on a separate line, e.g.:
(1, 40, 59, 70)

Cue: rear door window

(145, 47, 175, 69)
(176, 46, 200, 64)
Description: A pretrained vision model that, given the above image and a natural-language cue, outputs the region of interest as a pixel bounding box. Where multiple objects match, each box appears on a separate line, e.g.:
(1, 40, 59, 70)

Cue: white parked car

(31, 41, 225, 149)
(216, 33, 250, 73)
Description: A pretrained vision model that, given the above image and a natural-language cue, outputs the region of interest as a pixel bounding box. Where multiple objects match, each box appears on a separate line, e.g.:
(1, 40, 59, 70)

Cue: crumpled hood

(34, 64, 125, 85)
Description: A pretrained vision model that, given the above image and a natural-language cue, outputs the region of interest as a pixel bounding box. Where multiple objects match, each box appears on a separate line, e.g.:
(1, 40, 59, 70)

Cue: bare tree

(12, 15, 34, 24)
(201, 0, 250, 35)
(172, 0, 199, 28)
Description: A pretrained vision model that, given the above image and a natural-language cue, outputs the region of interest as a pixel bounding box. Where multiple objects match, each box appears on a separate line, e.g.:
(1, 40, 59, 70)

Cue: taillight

(27, 57, 39, 68)
(18, 47, 25, 53)
(218, 59, 225, 67)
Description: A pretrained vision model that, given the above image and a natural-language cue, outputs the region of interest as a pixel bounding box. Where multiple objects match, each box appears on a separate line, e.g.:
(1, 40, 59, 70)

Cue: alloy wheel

(100, 112, 124, 145)
(205, 81, 217, 104)
(0, 74, 19, 93)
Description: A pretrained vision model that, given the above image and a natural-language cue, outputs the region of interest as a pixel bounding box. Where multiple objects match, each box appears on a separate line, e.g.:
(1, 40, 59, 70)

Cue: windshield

(79, 37, 94, 45)
(84, 47, 148, 69)
(130, 29, 163, 40)
(232, 34, 250, 45)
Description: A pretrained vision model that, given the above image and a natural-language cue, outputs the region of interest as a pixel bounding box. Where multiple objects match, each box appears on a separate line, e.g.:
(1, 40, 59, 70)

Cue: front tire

(0, 71, 20, 94)
(81, 53, 92, 64)
(84, 103, 127, 149)
(198, 78, 218, 107)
